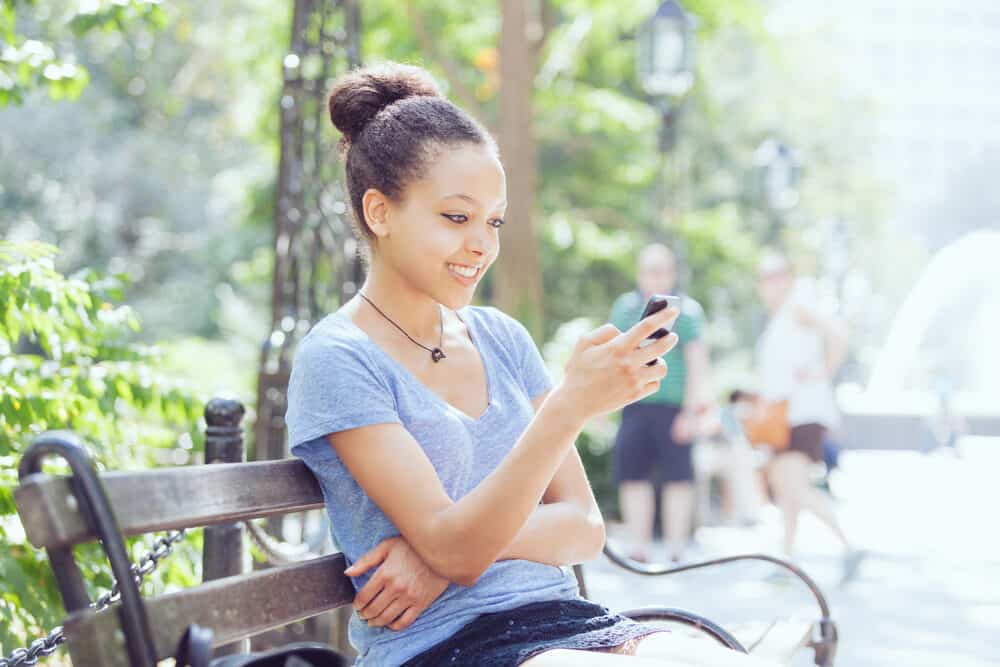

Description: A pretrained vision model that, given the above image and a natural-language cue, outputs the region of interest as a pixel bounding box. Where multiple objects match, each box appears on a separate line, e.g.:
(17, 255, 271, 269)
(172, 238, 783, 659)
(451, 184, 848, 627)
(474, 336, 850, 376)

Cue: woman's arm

(347, 393, 603, 632)
(332, 391, 583, 586)
(497, 391, 605, 566)
(330, 308, 677, 586)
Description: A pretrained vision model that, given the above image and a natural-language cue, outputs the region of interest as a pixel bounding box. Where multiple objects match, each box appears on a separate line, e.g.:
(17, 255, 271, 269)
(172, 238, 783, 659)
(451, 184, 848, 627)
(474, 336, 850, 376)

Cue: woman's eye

(442, 213, 503, 229)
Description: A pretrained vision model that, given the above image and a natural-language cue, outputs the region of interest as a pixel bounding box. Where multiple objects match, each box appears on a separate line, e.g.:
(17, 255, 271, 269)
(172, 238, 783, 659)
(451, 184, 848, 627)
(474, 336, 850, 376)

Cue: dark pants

(613, 403, 694, 485)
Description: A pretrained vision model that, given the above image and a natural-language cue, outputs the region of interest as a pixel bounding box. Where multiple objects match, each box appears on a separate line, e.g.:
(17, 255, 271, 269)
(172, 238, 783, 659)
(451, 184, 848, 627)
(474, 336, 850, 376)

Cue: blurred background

(2, 1, 997, 665)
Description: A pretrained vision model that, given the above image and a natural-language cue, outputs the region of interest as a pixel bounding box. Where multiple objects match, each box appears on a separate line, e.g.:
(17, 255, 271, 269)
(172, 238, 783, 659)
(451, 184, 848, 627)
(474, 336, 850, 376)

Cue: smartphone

(638, 294, 680, 366)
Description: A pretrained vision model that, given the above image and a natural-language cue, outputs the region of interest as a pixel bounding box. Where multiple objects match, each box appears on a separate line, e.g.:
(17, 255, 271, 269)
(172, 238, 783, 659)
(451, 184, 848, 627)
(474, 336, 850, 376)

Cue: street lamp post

(636, 1, 697, 250)
(635, 1, 696, 540)
(752, 137, 803, 244)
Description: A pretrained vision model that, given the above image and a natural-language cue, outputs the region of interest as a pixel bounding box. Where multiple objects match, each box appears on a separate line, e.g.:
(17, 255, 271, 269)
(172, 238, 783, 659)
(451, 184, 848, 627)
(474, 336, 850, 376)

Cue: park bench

(11, 397, 838, 666)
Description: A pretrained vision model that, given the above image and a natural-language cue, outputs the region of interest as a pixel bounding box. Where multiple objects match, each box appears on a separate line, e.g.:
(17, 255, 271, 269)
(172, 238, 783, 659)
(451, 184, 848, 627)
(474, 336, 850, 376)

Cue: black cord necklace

(359, 293, 447, 363)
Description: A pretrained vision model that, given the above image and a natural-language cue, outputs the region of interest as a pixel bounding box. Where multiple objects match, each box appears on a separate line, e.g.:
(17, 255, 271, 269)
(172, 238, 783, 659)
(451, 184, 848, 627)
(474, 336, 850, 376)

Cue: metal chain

(1, 530, 188, 667)
(92, 530, 187, 609)
(2, 521, 324, 665)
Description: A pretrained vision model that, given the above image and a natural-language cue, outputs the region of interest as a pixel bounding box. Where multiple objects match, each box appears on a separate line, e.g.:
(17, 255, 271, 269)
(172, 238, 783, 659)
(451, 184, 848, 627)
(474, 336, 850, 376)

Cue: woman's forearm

(424, 389, 587, 583)
(499, 502, 605, 566)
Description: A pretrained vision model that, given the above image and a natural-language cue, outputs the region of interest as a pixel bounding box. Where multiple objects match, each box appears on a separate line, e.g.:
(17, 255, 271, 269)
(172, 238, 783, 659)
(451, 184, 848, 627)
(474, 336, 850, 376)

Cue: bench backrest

(15, 458, 353, 667)
(16, 459, 323, 548)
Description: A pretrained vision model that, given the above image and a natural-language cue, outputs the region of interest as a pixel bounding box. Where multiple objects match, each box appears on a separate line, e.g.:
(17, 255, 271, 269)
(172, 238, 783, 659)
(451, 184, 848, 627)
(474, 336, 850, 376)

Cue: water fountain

(838, 230, 1000, 449)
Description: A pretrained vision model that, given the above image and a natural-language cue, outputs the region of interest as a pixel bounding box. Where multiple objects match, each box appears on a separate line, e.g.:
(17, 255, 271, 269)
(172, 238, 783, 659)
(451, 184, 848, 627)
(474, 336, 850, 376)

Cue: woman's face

(377, 143, 506, 310)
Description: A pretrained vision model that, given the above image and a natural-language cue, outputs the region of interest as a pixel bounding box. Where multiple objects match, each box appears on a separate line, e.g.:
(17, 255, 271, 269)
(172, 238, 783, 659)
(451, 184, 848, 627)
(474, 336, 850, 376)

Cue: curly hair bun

(327, 62, 442, 144)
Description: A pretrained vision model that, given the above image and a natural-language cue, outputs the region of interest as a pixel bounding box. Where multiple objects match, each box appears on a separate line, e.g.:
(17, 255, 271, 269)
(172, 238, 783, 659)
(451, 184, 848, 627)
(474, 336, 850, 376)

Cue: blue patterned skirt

(400, 599, 664, 666)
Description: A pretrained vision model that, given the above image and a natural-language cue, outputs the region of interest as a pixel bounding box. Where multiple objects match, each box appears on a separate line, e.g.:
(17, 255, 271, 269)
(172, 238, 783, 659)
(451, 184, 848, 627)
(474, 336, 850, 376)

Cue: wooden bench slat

(63, 553, 352, 667)
(14, 459, 324, 550)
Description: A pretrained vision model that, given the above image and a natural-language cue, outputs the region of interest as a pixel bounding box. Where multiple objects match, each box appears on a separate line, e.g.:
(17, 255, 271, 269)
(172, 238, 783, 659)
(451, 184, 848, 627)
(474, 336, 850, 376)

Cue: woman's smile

(447, 261, 483, 286)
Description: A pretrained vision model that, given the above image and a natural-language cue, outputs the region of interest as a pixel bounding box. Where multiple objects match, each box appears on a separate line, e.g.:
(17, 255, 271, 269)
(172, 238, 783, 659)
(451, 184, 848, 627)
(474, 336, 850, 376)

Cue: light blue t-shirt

(285, 306, 580, 666)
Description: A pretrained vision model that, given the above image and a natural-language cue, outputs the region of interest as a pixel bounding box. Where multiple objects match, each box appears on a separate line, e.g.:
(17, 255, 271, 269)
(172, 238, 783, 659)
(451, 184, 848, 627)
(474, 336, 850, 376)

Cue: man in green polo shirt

(609, 243, 710, 563)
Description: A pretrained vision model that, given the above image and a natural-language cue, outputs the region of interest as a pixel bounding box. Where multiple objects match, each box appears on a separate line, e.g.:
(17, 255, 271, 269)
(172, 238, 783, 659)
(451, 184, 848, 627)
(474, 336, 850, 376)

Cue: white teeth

(448, 263, 480, 278)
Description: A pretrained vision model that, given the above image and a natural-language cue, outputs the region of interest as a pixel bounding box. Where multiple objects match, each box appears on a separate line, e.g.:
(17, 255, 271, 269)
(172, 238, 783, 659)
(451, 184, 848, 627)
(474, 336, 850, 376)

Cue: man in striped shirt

(609, 243, 710, 563)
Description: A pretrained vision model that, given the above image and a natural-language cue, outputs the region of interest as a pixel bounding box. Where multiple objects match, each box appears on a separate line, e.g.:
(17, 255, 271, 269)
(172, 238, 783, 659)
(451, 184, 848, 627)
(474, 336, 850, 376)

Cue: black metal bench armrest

(618, 606, 748, 653)
(18, 432, 159, 667)
(602, 544, 838, 666)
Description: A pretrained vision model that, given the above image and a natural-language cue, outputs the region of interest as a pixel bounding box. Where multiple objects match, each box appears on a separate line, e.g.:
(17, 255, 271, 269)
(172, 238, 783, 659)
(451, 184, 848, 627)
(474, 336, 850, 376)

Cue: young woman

(754, 255, 861, 581)
(286, 62, 778, 667)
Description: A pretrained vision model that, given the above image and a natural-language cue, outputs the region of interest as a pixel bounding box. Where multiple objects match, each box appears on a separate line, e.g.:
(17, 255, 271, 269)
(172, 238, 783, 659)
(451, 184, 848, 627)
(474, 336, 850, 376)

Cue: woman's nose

(465, 223, 494, 256)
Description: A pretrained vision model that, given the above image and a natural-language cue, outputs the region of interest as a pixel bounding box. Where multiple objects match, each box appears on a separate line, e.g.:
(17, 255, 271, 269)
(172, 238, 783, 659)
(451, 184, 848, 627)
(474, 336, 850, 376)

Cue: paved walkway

(581, 437, 1000, 666)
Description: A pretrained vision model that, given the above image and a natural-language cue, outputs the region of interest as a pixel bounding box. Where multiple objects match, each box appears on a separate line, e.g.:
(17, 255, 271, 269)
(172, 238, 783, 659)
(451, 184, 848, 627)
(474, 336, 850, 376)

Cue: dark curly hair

(327, 62, 496, 253)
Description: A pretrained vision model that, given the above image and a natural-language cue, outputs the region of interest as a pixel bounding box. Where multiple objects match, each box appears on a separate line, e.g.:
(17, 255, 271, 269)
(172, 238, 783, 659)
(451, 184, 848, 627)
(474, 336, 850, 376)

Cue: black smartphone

(638, 294, 680, 366)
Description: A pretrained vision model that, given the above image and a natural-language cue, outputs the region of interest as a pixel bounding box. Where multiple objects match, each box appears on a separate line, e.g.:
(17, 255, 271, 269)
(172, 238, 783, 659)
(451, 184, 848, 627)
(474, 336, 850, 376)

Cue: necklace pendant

(431, 348, 446, 363)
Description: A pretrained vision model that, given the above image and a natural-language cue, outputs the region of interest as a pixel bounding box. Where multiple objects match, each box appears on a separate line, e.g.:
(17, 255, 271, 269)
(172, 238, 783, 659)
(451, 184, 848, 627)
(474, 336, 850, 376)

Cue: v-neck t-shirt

(285, 306, 580, 665)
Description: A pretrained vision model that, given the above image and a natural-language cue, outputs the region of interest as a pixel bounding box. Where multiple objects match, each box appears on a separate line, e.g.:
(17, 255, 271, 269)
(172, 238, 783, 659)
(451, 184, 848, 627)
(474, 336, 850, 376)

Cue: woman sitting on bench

(285, 62, 777, 667)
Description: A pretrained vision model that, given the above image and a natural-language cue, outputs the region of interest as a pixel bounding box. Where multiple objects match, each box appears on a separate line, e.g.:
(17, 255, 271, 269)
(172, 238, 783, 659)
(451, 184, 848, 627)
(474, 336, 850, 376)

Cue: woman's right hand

(345, 536, 451, 631)
(555, 306, 679, 418)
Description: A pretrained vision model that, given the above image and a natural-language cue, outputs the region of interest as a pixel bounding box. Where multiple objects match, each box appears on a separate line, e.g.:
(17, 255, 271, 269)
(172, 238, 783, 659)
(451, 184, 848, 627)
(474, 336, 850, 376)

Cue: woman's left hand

(345, 536, 451, 631)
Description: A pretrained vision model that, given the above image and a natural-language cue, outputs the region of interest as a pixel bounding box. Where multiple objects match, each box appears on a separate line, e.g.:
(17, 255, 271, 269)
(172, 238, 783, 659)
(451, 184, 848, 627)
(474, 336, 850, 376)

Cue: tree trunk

(496, 0, 544, 339)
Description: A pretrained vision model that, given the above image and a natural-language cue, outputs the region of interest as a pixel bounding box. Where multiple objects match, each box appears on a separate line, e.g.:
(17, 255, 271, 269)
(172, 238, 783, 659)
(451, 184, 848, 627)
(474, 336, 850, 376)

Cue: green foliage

(0, 0, 167, 106)
(67, 0, 168, 36)
(1, 1, 275, 342)
(0, 239, 204, 656)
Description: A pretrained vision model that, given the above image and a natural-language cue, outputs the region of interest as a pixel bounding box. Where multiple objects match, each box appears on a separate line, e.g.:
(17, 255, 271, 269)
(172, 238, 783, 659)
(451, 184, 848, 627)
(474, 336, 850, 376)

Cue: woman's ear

(361, 189, 391, 239)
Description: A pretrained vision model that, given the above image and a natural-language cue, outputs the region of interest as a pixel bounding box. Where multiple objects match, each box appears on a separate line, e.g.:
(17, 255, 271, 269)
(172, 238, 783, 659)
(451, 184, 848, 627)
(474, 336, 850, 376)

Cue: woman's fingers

(636, 362, 669, 400)
(345, 539, 391, 578)
(633, 331, 678, 365)
(353, 572, 386, 613)
(579, 323, 620, 349)
(619, 306, 679, 350)
(368, 599, 410, 628)
(389, 606, 421, 632)
(357, 586, 393, 622)
(641, 358, 668, 384)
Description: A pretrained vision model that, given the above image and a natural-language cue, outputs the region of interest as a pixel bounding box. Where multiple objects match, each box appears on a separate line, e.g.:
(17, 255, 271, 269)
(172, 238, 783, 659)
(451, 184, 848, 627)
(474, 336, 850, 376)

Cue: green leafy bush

(0, 240, 204, 657)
